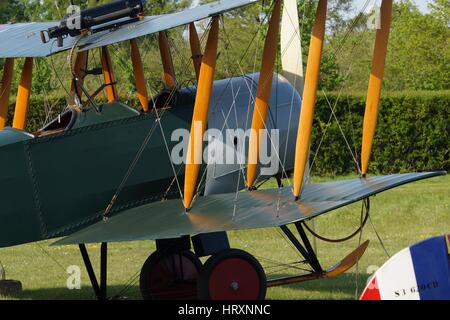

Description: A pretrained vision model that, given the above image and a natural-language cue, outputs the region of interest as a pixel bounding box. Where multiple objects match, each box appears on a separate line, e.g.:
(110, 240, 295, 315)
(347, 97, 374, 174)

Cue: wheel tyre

(140, 250, 202, 300)
(198, 249, 266, 300)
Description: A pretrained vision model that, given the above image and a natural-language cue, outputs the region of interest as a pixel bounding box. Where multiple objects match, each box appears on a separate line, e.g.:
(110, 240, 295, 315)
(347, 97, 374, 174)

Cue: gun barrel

(41, 0, 147, 45)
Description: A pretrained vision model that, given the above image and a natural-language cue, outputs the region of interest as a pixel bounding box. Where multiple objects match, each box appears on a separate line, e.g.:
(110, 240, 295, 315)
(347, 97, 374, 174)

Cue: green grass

(0, 174, 448, 300)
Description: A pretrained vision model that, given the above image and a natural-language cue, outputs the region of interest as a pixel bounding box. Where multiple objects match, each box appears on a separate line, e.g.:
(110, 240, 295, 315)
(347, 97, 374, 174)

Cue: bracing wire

(309, 0, 377, 176)
(369, 213, 391, 258)
(49, 41, 71, 97)
(102, 18, 217, 218)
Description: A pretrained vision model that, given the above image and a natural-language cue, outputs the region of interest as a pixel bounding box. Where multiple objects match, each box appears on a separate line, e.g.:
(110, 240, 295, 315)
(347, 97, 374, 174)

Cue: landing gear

(198, 249, 267, 300)
(139, 250, 202, 300)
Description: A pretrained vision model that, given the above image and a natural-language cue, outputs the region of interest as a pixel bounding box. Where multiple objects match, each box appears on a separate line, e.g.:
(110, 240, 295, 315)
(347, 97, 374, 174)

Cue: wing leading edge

(53, 171, 446, 246)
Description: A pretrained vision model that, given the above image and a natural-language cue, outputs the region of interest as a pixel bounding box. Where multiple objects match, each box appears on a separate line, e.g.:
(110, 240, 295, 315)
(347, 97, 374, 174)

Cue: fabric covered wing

(53, 171, 445, 245)
(0, 22, 76, 58)
(0, 0, 257, 58)
(78, 0, 258, 52)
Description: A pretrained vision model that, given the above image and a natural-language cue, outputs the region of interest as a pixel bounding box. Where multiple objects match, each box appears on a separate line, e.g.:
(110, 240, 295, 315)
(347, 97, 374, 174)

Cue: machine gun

(40, 0, 147, 47)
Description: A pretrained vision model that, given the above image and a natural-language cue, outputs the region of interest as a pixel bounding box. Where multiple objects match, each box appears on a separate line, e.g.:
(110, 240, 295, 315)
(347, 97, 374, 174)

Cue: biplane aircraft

(0, 0, 445, 300)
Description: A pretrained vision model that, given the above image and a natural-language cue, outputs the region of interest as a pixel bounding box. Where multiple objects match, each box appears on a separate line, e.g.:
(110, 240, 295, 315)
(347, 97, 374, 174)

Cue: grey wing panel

(52, 171, 445, 245)
(79, 0, 258, 52)
(0, 23, 77, 58)
(0, 0, 257, 58)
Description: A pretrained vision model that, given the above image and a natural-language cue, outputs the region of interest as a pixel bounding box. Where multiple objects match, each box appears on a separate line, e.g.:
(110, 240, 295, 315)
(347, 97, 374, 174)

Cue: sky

(412, 0, 431, 12)
(355, 0, 431, 13)
(192, 0, 431, 13)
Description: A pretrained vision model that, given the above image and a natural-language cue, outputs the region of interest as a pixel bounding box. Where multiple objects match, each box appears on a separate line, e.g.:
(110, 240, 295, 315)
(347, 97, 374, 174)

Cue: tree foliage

(0, 0, 448, 101)
(332, 0, 449, 91)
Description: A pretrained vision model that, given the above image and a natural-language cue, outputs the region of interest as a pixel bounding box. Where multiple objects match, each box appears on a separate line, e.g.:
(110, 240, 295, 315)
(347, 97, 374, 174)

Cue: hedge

(4, 90, 449, 176)
(311, 91, 449, 175)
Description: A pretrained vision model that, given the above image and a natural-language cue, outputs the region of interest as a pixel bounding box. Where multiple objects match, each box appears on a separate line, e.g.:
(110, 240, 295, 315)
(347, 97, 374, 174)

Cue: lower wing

(53, 171, 446, 246)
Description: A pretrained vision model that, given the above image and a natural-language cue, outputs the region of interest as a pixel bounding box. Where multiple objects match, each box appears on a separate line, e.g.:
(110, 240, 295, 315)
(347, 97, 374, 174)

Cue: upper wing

(78, 0, 259, 52)
(53, 171, 446, 246)
(0, 0, 258, 58)
(0, 22, 75, 58)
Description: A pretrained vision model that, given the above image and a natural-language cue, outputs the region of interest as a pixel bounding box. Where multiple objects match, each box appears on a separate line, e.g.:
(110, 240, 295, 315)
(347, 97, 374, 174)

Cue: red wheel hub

(208, 258, 261, 300)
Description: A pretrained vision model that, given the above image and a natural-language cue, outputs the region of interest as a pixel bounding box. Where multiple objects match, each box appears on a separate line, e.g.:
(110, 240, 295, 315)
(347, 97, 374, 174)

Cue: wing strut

(246, 0, 282, 189)
(100, 47, 118, 102)
(130, 39, 149, 112)
(293, 0, 327, 199)
(70, 51, 88, 105)
(0, 58, 14, 129)
(361, 0, 392, 176)
(189, 23, 203, 82)
(184, 17, 220, 210)
(159, 31, 177, 88)
(13, 57, 33, 130)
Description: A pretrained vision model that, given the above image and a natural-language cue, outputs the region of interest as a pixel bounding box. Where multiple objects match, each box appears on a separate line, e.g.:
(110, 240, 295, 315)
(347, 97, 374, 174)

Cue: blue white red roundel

(360, 234, 450, 300)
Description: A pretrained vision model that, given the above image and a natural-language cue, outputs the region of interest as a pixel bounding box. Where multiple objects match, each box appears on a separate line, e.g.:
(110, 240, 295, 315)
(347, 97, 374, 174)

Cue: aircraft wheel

(139, 250, 202, 300)
(198, 249, 266, 300)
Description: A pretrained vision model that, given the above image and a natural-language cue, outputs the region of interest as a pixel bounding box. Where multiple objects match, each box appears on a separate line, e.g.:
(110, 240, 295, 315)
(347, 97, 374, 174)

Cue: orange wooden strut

(293, 0, 328, 199)
(158, 31, 177, 88)
(100, 46, 118, 102)
(0, 58, 14, 129)
(184, 17, 220, 210)
(246, 0, 281, 189)
(13, 57, 33, 130)
(361, 0, 393, 176)
(130, 39, 149, 112)
(189, 23, 203, 82)
(70, 51, 88, 104)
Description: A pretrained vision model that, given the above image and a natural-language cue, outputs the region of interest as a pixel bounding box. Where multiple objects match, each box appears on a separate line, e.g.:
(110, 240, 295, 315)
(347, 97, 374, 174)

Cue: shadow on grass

(267, 272, 371, 299)
(5, 273, 370, 300)
(7, 285, 142, 300)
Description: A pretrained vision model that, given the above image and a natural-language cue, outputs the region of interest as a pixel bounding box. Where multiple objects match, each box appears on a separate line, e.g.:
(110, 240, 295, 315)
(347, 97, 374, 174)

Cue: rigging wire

(322, 90, 362, 174)
(49, 40, 71, 105)
(33, 242, 68, 281)
(310, 1, 377, 175)
(281, 0, 307, 181)
(308, 0, 377, 176)
(185, 9, 273, 208)
(221, 17, 294, 191)
(369, 212, 391, 258)
(101, 20, 215, 218)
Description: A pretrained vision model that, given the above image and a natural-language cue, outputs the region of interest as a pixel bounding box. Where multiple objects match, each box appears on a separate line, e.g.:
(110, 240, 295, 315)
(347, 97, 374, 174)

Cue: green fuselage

(0, 73, 301, 247)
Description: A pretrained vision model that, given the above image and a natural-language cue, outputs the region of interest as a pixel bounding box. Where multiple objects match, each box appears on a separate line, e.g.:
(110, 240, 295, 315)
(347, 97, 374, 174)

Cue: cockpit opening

(33, 108, 77, 137)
